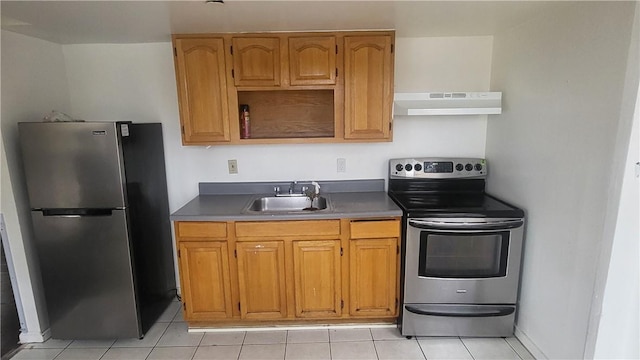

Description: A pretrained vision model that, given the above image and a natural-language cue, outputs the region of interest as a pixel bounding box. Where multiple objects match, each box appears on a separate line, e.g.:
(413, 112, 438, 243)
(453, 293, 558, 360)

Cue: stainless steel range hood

(393, 92, 502, 116)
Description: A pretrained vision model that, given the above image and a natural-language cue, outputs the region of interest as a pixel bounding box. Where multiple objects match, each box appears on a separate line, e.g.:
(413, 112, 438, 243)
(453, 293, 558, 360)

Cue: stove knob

(475, 163, 483, 171)
(465, 163, 473, 171)
(405, 164, 413, 171)
(414, 163, 423, 171)
(395, 164, 404, 171)
(455, 163, 464, 171)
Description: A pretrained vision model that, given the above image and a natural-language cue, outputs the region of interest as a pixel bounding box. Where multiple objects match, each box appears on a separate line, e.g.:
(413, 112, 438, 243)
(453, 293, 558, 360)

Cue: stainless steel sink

(244, 195, 330, 213)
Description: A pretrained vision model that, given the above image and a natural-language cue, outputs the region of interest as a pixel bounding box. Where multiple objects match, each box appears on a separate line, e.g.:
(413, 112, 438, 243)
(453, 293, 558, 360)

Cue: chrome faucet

(274, 181, 308, 197)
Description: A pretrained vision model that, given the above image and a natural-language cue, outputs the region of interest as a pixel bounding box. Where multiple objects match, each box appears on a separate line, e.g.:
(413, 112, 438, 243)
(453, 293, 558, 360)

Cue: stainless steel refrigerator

(19, 121, 176, 339)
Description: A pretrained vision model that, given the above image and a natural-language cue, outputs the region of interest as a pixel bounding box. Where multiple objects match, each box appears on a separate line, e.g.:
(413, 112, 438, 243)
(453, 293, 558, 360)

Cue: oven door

(404, 217, 524, 304)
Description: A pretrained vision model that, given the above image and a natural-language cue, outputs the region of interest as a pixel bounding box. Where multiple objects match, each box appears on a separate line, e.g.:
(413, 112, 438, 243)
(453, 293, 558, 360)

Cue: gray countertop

(170, 180, 402, 221)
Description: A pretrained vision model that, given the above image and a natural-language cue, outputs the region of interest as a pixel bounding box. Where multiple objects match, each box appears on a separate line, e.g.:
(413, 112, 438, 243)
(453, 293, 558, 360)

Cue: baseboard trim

(19, 327, 50, 343)
(189, 323, 396, 333)
(515, 326, 547, 360)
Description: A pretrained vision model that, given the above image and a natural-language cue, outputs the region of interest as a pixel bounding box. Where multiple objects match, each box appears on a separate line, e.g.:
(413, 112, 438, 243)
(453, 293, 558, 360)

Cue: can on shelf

(239, 104, 250, 139)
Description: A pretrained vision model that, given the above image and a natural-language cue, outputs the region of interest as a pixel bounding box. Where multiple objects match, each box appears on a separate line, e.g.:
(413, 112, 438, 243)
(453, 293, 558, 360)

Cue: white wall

(485, 2, 637, 359)
(591, 6, 640, 356)
(593, 93, 639, 360)
(62, 36, 494, 213)
(1, 30, 72, 341)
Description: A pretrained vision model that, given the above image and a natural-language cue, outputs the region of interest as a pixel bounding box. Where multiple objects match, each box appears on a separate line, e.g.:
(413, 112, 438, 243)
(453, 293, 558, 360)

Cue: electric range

(388, 157, 525, 337)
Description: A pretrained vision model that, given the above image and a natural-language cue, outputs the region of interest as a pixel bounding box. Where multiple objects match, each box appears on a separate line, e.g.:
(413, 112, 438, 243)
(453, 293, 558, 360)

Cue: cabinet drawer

(176, 222, 227, 239)
(350, 219, 400, 239)
(236, 220, 340, 238)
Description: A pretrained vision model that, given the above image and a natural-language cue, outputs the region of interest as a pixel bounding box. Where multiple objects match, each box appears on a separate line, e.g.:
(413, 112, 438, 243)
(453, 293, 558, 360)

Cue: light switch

(337, 158, 346, 173)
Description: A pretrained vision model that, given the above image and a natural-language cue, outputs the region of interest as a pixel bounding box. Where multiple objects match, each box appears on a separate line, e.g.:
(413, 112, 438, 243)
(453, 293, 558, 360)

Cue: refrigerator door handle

(42, 209, 114, 217)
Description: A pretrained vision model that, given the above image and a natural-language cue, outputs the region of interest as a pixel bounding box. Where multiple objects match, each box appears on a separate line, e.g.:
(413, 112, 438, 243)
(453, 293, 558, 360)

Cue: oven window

(418, 231, 510, 278)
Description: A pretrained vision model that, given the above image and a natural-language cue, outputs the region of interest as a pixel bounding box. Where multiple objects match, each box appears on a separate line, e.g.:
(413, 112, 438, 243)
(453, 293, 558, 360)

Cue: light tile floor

(9, 301, 535, 360)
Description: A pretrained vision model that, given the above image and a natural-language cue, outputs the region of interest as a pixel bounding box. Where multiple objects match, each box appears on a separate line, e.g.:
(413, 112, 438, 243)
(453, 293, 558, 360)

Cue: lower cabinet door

(236, 241, 287, 319)
(179, 242, 233, 320)
(349, 238, 398, 317)
(292, 240, 342, 318)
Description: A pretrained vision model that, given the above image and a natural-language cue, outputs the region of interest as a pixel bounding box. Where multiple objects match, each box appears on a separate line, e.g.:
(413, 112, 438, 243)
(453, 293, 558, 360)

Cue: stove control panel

(390, 157, 487, 179)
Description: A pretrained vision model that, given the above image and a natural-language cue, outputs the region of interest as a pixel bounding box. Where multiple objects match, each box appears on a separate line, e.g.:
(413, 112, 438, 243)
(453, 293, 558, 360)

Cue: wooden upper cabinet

(174, 37, 231, 144)
(344, 35, 394, 140)
(179, 242, 233, 320)
(232, 37, 281, 87)
(173, 31, 395, 145)
(289, 36, 336, 86)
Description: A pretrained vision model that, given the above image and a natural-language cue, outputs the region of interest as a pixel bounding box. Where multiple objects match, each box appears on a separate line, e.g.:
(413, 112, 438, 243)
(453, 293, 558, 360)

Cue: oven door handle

(405, 305, 515, 318)
(408, 219, 523, 230)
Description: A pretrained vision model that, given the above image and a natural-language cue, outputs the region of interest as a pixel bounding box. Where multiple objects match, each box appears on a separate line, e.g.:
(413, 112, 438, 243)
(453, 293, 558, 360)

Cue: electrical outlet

(228, 159, 238, 174)
(337, 158, 346, 173)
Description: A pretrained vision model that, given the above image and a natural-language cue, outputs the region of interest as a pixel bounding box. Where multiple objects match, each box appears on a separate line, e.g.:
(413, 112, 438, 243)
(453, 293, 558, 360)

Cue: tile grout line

(415, 336, 428, 360)
(283, 330, 289, 360)
(189, 325, 205, 360)
(460, 337, 477, 360)
(51, 341, 66, 360)
(369, 329, 381, 360)
(145, 318, 173, 360)
(504, 337, 524, 360)
(194, 320, 204, 359)
(237, 330, 246, 360)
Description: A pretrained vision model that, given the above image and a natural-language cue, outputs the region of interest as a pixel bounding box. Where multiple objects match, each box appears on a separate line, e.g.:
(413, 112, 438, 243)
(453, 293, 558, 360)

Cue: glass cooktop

(387, 177, 524, 218)
(387, 191, 524, 218)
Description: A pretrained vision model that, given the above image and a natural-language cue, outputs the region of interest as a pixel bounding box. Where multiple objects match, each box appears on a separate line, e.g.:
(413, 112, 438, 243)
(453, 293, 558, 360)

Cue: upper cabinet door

(174, 38, 230, 144)
(344, 35, 394, 140)
(232, 37, 281, 87)
(289, 36, 336, 86)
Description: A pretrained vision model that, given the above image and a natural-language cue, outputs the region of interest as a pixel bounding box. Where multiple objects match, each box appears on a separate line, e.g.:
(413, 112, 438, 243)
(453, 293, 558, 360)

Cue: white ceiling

(1, 1, 564, 44)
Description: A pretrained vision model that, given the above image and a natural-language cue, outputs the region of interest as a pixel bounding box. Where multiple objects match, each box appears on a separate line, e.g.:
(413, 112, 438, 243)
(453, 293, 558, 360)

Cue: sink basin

(245, 195, 329, 213)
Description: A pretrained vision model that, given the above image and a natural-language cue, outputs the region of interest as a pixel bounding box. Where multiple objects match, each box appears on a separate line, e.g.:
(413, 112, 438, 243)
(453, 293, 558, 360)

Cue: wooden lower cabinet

(349, 238, 398, 317)
(236, 241, 288, 319)
(179, 242, 233, 320)
(292, 240, 341, 318)
(175, 218, 399, 324)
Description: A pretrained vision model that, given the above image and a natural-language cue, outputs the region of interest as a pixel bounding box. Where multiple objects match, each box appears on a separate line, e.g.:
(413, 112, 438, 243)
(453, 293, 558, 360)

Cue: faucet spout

(289, 181, 297, 195)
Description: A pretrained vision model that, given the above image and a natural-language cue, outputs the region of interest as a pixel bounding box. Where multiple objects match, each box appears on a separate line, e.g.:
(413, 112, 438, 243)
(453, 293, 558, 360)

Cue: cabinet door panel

(350, 220, 400, 239)
(349, 238, 397, 317)
(176, 221, 227, 239)
(174, 38, 230, 143)
(293, 240, 341, 318)
(289, 36, 336, 85)
(344, 36, 393, 140)
(236, 220, 340, 238)
(179, 242, 233, 320)
(236, 241, 287, 319)
(232, 37, 281, 86)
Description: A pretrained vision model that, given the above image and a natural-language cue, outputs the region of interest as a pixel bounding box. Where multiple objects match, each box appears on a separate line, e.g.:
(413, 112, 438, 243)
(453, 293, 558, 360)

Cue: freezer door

(31, 209, 141, 339)
(19, 122, 126, 209)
